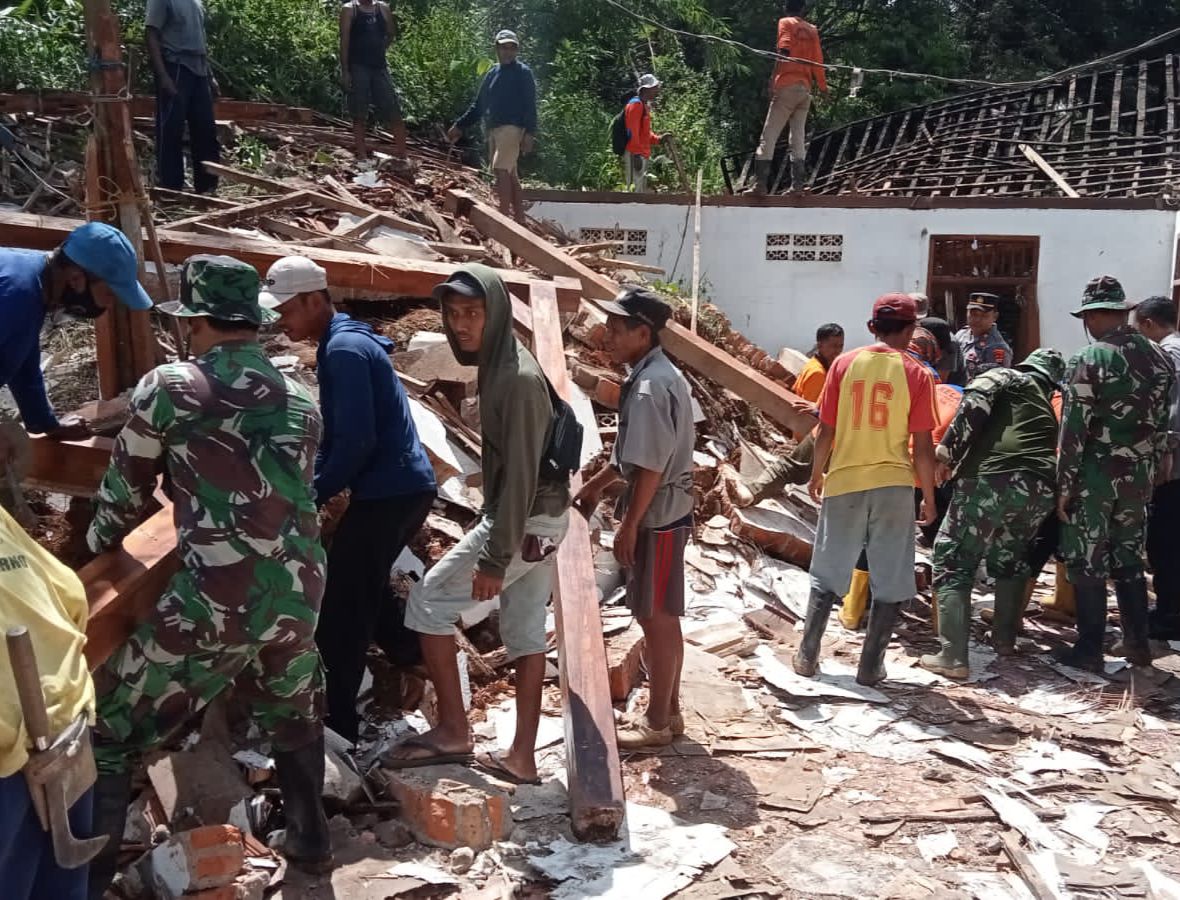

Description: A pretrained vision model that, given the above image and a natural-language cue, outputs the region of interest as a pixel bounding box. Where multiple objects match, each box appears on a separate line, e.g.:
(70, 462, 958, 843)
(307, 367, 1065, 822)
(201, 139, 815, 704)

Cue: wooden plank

(0, 91, 314, 123)
(23, 435, 115, 497)
(445, 189, 817, 437)
(167, 190, 313, 231)
(1019, 144, 1081, 197)
(527, 280, 625, 841)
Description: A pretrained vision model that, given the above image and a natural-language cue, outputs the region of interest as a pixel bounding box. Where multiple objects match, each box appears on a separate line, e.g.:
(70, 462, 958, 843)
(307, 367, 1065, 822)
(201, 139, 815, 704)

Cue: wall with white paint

(531, 198, 1178, 358)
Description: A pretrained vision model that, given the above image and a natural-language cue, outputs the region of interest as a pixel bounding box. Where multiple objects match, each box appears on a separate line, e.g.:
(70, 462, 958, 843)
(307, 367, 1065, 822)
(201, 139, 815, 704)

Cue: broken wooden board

(23, 435, 116, 497)
(730, 504, 814, 569)
(444, 189, 817, 437)
(0, 91, 315, 123)
(528, 280, 625, 841)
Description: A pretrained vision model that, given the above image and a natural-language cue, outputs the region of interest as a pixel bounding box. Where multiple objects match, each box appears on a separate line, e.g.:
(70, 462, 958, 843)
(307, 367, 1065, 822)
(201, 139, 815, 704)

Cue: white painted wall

(532, 199, 1178, 358)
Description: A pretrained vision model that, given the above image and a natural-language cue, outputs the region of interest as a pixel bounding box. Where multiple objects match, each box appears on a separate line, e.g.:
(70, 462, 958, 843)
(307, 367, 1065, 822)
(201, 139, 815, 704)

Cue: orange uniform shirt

(624, 98, 655, 158)
(773, 17, 828, 92)
(794, 356, 828, 403)
(818, 345, 937, 498)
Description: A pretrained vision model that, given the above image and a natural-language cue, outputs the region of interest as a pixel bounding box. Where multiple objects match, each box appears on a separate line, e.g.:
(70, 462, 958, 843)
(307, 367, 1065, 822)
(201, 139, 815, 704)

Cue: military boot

(1114, 574, 1153, 667)
(272, 736, 334, 874)
(857, 602, 900, 686)
(753, 159, 772, 195)
(919, 587, 970, 679)
(838, 569, 870, 630)
(1052, 575, 1107, 673)
(991, 576, 1028, 656)
(793, 589, 837, 677)
(87, 772, 132, 900)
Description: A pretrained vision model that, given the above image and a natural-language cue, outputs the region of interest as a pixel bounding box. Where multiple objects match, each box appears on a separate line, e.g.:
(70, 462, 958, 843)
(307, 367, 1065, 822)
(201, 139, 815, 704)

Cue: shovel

(7, 627, 108, 868)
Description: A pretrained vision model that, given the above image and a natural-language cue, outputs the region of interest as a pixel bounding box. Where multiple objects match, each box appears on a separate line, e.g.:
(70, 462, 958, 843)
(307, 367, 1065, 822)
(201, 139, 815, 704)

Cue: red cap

(871, 293, 918, 323)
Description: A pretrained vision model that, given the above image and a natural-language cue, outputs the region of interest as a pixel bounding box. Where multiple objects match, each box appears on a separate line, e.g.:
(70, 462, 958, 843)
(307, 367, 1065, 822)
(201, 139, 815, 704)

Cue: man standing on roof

(260, 257, 437, 744)
(85, 257, 334, 896)
(146, 0, 220, 193)
(448, 29, 537, 224)
(623, 75, 667, 194)
(955, 293, 1012, 381)
(339, 0, 408, 162)
(387, 264, 571, 786)
(919, 349, 1064, 680)
(1055, 277, 1174, 673)
(753, 0, 827, 195)
(0, 222, 154, 468)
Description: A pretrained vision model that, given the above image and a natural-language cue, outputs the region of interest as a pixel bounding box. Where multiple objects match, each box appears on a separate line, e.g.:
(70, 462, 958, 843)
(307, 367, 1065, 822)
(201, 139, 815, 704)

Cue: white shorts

(488, 125, 525, 174)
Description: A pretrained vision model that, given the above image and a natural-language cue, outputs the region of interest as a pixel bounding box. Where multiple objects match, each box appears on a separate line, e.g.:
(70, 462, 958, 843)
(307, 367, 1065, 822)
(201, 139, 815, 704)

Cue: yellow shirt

(0, 506, 95, 777)
(794, 356, 828, 403)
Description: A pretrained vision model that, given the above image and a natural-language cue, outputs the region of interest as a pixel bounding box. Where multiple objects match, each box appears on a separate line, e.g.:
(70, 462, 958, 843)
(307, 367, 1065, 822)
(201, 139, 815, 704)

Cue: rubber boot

(790, 159, 807, 193)
(87, 772, 132, 900)
(1042, 561, 1076, 621)
(980, 576, 1034, 630)
(272, 736, 334, 874)
(1114, 574, 1153, 667)
(1052, 575, 1107, 673)
(839, 569, 870, 630)
(991, 576, 1028, 656)
(919, 587, 970, 679)
(793, 589, 837, 677)
(857, 601, 900, 686)
(753, 159, 772, 195)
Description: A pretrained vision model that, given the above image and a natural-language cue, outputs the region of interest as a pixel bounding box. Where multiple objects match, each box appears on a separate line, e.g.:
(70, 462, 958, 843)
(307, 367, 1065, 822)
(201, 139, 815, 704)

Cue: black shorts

(626, 514, 692, 618)
(349, 64, 401, 121)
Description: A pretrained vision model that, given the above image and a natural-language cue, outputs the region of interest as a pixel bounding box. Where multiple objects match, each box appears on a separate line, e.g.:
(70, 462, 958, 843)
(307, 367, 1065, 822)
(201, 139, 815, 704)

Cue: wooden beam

(167, 190, 313, 231)
(0, 211, 582, 311)
(446, 189, 817, 437)
(527, 280, 624, 841)
(23, 436, 115, 497)
(0, 91, 315, 123)
(1019, 144, 1081, 197)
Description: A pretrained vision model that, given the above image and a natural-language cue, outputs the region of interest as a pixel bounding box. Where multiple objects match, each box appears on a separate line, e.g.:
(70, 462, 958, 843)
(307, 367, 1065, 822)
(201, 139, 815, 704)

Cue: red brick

(379, 765, 512, 850)
(151, 825, 245, 898)
(605, 623, 646, 702)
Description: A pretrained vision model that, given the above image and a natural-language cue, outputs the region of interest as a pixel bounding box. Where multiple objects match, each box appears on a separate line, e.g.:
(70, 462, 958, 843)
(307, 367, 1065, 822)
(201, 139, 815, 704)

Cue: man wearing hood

(388, 264, 570, 785)
(261, 256, 437, 744)
(920, 349, 1064, 680)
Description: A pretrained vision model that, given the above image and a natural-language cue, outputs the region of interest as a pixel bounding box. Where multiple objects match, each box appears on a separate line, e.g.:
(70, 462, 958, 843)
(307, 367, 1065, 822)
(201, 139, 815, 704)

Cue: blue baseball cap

(61, 222, 153, 311)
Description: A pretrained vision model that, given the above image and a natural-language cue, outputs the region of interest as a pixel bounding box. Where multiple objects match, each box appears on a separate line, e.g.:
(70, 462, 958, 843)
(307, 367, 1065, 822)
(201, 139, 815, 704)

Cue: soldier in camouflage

(920, 349, 1065, 680)
(1055, 275, 1175, 673)
(85, 256, 333, 897)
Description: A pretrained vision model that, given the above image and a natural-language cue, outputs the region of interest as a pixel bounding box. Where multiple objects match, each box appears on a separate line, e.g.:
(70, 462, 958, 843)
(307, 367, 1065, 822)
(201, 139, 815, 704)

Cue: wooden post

(689, 169, 703, 333)
(528, 280, 625, 841)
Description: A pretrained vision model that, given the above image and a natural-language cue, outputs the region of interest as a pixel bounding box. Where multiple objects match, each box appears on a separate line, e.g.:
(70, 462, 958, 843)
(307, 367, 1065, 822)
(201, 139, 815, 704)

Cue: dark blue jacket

(314, 313, 436, 504)
(455, 60, 537, 133)
(0, 249, 57, 432)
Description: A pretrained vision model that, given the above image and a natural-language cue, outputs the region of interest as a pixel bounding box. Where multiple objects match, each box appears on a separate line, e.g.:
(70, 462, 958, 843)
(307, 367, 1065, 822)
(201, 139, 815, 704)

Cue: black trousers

(1027, 511, 1060, 576)
(316, 491, 435, 742)
(1148, 479, 1180, 628)
(155, 64, 221, 193)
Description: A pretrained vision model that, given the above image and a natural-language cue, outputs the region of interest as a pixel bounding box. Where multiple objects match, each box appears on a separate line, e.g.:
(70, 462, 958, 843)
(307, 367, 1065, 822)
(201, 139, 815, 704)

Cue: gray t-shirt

(145, 0, 210, 77)
(613, 346, 696, 529)
(1158, 332, 1180, 479)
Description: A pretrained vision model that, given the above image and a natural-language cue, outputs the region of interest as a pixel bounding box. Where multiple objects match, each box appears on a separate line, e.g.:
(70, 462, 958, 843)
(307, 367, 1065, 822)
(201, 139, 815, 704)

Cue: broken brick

(151, 825, 245, 899)
(378, 764, 512, 850)
(605, 623, 646, 702)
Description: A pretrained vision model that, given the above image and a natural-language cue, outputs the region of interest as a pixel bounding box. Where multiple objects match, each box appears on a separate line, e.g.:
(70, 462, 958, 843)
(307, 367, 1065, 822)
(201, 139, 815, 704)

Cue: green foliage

(0, 0, 87, 91)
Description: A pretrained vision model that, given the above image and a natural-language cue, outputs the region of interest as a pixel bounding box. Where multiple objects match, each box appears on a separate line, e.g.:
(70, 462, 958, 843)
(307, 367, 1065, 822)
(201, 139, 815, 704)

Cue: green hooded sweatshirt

(441, 264, 571, 577)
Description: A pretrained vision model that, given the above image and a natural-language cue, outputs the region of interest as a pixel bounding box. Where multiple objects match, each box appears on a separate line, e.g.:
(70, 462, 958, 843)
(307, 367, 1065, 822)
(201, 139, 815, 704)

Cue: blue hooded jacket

(314, 313, 436, 504)
(0, 249, 57, 432)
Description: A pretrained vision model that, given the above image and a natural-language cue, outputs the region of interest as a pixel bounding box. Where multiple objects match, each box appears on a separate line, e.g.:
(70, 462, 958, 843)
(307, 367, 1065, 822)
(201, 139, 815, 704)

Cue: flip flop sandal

(381, 735, 475, 770)
(474, 751, 541, 786)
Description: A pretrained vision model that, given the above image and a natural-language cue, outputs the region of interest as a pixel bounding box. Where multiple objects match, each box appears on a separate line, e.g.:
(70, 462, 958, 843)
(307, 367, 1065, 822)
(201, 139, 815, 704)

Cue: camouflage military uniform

(1059, 324, 1174, 580)
(933, 366, 1058, 591)
(87, 257, 327, 775)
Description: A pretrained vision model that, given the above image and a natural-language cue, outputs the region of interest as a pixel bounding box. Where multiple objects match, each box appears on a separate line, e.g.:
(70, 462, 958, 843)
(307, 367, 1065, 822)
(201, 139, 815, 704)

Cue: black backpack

(610, 109, 629, 156)
(539, 377, 584, 481)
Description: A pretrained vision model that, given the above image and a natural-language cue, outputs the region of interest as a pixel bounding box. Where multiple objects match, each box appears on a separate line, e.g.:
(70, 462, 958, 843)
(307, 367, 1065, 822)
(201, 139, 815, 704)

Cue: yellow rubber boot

(1041, 562, 1076, 621)
(839, 569, 870, 630)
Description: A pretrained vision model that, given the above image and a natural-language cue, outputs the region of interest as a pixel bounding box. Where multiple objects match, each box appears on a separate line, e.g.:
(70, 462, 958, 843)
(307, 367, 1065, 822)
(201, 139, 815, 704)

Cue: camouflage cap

(1017, 347, 1066, 386)
(1071, 275, 1129, 318)
(157, 255, 277, 325)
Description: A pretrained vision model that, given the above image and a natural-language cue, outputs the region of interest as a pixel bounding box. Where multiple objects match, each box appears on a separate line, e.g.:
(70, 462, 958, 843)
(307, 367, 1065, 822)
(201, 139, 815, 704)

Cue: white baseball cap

(259, 256, 329, 309)
(638, 73, 661, 90)
(495, 29, 519, 45)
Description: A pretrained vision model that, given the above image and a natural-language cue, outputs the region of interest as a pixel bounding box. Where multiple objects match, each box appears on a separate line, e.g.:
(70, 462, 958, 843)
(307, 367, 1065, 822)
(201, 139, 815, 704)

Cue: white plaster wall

(532, 199, 1178, 358)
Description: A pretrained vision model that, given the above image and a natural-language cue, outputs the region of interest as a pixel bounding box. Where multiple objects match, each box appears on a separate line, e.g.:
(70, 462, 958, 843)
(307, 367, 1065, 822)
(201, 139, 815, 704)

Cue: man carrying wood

(0, 505, 99, 899)
(260, 256, 437, 743)
(0, 223, 154, 468)
(919, 349, 1064, 679)
(574, 288, 695, 749)
(448, 29, 537, 224)
(146, 0, 221, 193)
(84, 257, 333, 896)
(794, 293, 937, 686)
(1132, 296, 1180, 640)
(387, 264, 571, 785)
(1055, 276, 1174, 673)
(954, 293, 1012, 382)
(753, 0, 828, 194)
(339, 0, 409, 161)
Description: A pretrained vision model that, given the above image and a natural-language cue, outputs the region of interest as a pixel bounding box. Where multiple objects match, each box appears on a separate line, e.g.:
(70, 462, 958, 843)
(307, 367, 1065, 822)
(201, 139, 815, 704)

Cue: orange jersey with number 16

(817, 344, 937, 498)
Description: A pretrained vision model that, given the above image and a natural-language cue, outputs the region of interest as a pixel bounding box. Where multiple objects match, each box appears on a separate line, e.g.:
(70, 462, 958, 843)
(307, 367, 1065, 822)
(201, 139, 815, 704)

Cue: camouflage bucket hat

(1017, 347, 1066, 386)
(1071, 275, 1128, 318)
(157, 255, 276, 326)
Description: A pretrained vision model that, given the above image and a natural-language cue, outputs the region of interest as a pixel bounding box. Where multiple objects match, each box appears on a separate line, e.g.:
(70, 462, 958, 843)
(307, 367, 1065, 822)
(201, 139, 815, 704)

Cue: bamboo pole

(690, 169, 703, 333)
